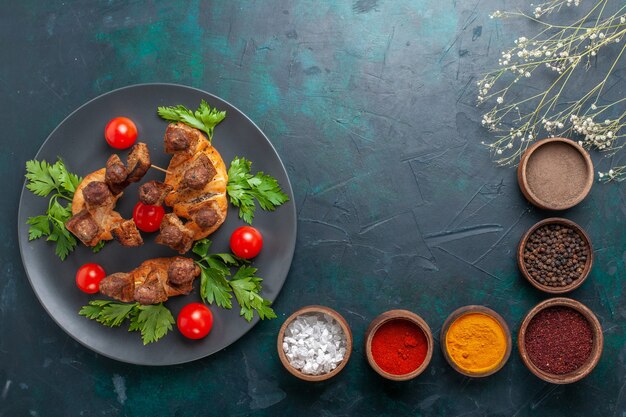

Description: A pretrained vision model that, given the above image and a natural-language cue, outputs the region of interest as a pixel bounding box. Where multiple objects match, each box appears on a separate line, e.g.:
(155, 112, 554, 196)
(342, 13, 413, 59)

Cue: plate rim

(17, 83, 297, 366)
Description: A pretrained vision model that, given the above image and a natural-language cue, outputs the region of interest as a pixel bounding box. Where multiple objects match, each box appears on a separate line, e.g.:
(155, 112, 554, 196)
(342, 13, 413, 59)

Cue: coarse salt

(282, 313, 347, 375)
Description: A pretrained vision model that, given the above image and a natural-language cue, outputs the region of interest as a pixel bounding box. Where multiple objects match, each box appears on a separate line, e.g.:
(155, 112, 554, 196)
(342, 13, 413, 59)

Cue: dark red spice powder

(525, 306, 593, 375)
(371, 319, 428, 375)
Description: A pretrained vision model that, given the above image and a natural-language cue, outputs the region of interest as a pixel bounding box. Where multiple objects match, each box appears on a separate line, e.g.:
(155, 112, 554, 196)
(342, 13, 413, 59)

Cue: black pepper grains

(523, 224, 589, 288)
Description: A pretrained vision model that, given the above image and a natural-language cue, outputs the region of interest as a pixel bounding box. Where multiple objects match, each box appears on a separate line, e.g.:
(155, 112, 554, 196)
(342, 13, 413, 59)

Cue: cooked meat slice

(111, 219, 144, 246)
(164, 123, 197, 154)
(99, 272, 135, 303)
(138, 180, 173, 206)
(155, 213, 194, 254)
(181, 153, 217, 190)
(134, 271, 168, 305)
(167, 257, 201, 285)
(104, 154, 128, 195)
(99, 257, 199, 304)
(189, 201, 220, 229)
(82, 181, 113, 209)
(126, 142, 151, 183)
(65, 209, 100, 246)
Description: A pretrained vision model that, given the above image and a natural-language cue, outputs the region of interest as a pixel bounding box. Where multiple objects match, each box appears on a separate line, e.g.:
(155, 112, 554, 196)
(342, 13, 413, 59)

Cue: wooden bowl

(518, 298, 603, 384)
(364, 309, 434, 381)
(518, 137, 593, 210)
(277, 305, 353, 382)
(517, 217, 593, 294)
(440, 306, 512, 377)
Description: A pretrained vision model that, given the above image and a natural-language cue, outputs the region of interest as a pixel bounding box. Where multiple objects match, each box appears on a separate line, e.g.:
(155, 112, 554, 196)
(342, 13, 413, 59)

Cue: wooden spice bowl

(440, 306, 512, 378)
(518, 298, 603, 384)
(277, 305, 353, 382)
(364, 309, 434, 381)
(517, 217, 593, 294)
(517, 137, 594, 210)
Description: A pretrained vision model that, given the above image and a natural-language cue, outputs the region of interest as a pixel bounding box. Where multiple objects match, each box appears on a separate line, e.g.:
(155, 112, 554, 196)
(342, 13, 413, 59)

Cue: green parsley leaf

(134, 304, 175, 345)
(24, 159, 83, 260)
(79, 301, 174, 345)
(157, 100, 226, 142)
(227, 157, 289, 224)
(91, 240, 106, 253)
(192, 240, 275, 322)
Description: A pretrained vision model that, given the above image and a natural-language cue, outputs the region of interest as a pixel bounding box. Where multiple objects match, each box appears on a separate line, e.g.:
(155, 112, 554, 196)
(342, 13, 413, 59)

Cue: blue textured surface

(1, 1, 624, 416)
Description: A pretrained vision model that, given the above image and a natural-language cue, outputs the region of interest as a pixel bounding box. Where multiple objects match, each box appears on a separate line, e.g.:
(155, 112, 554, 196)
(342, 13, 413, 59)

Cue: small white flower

(496, 149, 503, 154)
(496, 97, 504, 104)
(609, 169, 615, 175)
(591, 103, 597, 110)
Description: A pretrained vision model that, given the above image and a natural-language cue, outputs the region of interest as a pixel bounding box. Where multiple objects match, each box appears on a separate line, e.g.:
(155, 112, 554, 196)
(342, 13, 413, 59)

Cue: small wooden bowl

(364, 309, 434, 381)
(517, 217, 593, 294)
(277, 305, 353, 382)
(518, 137, 593, 210)
(440, 306, 512, 377)
(518, 298, 603, 384)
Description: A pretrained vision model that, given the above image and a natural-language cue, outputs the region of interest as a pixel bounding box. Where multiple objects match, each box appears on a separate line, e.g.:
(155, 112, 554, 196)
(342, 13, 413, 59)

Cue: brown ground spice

(525, 306, 593, 375)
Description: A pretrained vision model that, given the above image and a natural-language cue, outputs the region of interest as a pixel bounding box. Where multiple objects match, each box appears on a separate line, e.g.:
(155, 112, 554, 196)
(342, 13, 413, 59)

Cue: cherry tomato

(105, 117, 138, 149)
(76, 263, 106, 294)
(133, 202, 165, 232)
(177, 303, 213, 340)
(230, 226, 263, 259)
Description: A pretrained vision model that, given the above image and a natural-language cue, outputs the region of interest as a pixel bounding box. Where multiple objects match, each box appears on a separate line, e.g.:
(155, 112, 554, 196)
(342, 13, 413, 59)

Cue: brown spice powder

(525, 306, 593, 375)
(526, 142, 589, 207)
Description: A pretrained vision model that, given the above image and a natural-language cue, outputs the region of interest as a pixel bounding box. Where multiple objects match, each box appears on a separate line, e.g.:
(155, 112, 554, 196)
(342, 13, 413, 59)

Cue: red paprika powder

(371, 319, 428, 375)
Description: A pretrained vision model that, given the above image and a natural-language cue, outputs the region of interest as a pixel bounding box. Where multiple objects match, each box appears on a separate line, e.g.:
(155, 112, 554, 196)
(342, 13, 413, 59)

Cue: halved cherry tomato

(105, 117, 138, 149)
(177, 303, 213, 340)
(76, 263, 106, 294)
(230, 226, 263, 259)
(133, 202, 165, 232)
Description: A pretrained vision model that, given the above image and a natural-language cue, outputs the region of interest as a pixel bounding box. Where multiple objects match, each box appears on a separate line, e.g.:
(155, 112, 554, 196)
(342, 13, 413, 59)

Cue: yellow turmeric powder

(445, 313, 507, 373)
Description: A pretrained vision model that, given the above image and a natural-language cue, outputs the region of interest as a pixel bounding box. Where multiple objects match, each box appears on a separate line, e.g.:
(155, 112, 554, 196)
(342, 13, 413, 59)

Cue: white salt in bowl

(277, 305, 353, 382)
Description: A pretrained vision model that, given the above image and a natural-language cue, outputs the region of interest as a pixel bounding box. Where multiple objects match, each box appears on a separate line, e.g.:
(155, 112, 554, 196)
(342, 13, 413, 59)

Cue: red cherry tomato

(133, 202, 165, 232)
(177, 303, 213, 340)
(105, 117, 138, 149)
(76, 263, 106, 294)
(230, 226, 263, 259)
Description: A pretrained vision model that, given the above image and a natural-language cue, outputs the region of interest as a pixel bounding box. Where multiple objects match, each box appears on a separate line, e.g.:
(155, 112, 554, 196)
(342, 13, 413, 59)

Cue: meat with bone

(99, 257, 201, 304)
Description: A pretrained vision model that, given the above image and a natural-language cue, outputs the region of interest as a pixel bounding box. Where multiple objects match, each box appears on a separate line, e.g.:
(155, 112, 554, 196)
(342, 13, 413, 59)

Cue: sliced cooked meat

(99, 257, 200, 304)
(164, 123, 196, 154)
(139, 180, 173, 206)
(181, 153, 217, 190)
(189, 201, 220, 229)
(134, 271, 168, 305)
(99, 272, 135, 303)
(155, 213, 194, 254)
(111, 219, 144, 247)
(104, 154, 128, 195)
(167, 257, 200, 286)
(126, 142, 151, 183)
(65, 209, 100, 246)
(82, 181, 113, 209)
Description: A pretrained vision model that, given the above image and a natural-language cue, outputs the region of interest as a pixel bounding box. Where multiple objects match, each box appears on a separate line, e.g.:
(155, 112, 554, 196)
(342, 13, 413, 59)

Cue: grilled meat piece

(155, 213, 194, 254)
(126, 142, 151, 183)
(181, 153, 217, 190)
(65, 209, 100, 246)
(104, 154, 128, 195)
(138, 180, 173, 206)
(99, 257, 201, 304)
(189, 200, 220, 230)
(99, 273, 135, 303)
(167, 257, 201, 286)
(82, 181, 114, 209)
(164, 123, 199, 154)
(111, 219, 143, 247)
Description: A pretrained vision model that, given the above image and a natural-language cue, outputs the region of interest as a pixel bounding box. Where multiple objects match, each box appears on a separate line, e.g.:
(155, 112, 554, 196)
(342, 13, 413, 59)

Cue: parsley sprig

(79, 300, 174, 345)
(227, 157, 289, 224)
(157, 100, 226, 142)
(25, 159, 82, 260)
(193, 239, 276, 321)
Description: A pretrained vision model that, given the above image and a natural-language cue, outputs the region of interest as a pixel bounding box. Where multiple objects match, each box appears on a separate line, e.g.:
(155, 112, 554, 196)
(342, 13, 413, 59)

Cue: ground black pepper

(525, 306, 593, 375)
(523, 224, 588, 287)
